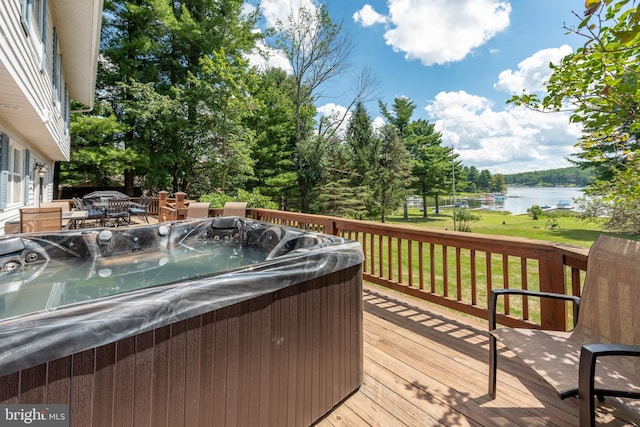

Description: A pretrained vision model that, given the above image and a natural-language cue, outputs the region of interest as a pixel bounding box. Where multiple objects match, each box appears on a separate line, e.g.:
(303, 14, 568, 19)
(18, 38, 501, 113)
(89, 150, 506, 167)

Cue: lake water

(459, 187, 586, 215)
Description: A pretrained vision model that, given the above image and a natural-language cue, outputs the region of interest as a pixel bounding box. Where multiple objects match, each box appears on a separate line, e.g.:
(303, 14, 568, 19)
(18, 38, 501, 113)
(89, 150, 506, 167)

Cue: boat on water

(556, 200, 575, 209)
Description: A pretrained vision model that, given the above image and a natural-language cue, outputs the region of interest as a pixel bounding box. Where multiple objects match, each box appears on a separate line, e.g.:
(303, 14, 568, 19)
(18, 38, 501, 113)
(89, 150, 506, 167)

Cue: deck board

(315, 284, 640, 426)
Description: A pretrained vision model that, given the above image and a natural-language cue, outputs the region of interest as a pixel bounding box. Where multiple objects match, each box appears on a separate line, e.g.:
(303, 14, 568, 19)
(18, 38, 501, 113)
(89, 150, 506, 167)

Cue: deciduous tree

(96, 0, 260, 195)
(271, 2, 356, 211)
(508, 0, 640, 232)
(244, 68, 301, 208)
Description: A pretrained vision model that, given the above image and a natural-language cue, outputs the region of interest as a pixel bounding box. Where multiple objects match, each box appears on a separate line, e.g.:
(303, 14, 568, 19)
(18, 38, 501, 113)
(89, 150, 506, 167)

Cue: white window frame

(21, 0, 46, 71)
(20, 0, 34, 34)
(64, 85, 70, 135)
(40, 0, 47, 72)
(7, 143, 25, 206)
(57, 53, 63, 109)
(52, 28, 58, 103)
(21, 0, 42, 36)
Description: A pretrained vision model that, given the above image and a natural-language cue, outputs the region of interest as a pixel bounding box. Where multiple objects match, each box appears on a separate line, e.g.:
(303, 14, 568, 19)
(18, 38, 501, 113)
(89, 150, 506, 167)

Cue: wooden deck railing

(248, 208, 589, 331)
(74, 199, 587, 331)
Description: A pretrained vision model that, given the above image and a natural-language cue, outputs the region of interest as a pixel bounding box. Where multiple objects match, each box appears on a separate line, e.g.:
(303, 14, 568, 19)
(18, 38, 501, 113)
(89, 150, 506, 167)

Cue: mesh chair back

(20, 207, 62, 233)
(575, 235, 640, 346)
(223, 202, 247, 217)
(186, 202, 210, 219)
(40, 201, 71, 212)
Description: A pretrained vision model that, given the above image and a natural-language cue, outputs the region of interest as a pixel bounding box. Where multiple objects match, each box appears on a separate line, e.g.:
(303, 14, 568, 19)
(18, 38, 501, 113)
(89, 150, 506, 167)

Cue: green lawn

(387, 208, 633, 248)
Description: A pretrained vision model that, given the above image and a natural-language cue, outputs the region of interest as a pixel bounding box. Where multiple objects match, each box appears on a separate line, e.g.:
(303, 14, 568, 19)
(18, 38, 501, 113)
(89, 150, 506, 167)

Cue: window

(21, 0, 46, 70)
(20, 0, 33, 34)
(64, 85, 70, 135)
(52, 30, 67, 124)
(40, 0, 47, 71)
(21, 0, 42, 36)
(57, 55, 63, 106)
(52, 29, 58, 102)
(5, 144, 25, 206)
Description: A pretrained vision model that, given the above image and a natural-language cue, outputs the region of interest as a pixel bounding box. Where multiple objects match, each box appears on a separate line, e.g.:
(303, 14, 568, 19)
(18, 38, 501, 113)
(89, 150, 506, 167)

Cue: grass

(356, 206, 635, 325)
(362, 231, 547, 323)
(386, 207, 633, 248)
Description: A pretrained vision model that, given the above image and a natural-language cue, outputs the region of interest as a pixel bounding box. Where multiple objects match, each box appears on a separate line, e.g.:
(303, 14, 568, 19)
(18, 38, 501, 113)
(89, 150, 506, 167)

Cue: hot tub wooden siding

(0, 265, 363, 427)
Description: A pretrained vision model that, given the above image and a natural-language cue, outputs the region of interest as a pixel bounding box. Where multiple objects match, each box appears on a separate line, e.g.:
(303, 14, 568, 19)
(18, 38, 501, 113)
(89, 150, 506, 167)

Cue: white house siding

(0, 0, 68, 232)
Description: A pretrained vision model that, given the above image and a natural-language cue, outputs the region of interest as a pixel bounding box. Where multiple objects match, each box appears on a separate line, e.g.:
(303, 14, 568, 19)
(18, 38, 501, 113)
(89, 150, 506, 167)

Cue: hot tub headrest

(0, 237, 25, 257)
(205, 217, 243, 242)
(210, 217, 239, 229)
(0, 237, 27, 272)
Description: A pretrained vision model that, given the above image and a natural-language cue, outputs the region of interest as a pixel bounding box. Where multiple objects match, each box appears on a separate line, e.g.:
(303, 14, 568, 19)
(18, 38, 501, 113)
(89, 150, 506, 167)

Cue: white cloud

(353, 4, 387, 27)
(241, 3, 257, 17)
(354, 0, 511, 66)
(256, 0, 321, 72)
(494, 44, 573, 94)
(317, 104, 387, 136)
(372, 116, 385, 131)
(317, 103, 352, 136)
(425, 91, 581, 174)
(260, 0, 317, 27)
(245, 39, 293, 73)
(317, 103, 349, 118)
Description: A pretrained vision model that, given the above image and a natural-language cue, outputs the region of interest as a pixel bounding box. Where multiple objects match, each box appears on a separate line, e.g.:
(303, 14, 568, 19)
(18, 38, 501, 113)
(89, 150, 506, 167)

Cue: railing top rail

(248, 208, 588, 260)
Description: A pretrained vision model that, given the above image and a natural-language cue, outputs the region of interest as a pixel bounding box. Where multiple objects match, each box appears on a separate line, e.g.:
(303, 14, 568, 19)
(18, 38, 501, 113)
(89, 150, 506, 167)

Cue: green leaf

(612, 29, 638, 43)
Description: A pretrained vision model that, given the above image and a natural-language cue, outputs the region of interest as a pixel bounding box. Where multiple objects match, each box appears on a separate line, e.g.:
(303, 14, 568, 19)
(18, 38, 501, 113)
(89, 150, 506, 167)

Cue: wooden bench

(489, 235, 640, 426)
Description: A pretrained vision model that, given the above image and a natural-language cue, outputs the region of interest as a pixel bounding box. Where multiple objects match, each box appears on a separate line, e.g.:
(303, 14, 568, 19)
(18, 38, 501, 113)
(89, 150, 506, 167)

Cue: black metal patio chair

(489, 235, 640, 426)
(104, 199, 130, 227)
(73, 197, 105, 226)
(128, 195, 150, 223)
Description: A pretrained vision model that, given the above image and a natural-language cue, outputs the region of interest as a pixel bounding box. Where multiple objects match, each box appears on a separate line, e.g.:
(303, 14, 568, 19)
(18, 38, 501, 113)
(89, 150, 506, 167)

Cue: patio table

(63, 210, 89, 229)
(82, 191, 130, 208)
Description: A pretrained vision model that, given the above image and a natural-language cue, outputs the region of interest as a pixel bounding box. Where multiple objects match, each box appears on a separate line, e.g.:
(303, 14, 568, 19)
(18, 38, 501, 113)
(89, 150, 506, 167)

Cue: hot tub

(0, 218, 364, 426)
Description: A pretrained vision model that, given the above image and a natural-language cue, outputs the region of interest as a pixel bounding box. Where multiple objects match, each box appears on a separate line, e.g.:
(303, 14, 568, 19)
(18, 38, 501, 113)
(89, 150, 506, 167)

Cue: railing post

(326, 220, 337, 236)
(173, 192, 187, 220)
(538, 249, 568, 330)
(158, 191, 168, 209)
(175, 192, 186, 210)
(158, 191, 168, 221)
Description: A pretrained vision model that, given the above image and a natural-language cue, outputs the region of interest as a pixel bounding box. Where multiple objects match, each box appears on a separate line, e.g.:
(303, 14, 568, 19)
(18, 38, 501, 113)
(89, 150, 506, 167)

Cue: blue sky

(245, 0, 589, 174)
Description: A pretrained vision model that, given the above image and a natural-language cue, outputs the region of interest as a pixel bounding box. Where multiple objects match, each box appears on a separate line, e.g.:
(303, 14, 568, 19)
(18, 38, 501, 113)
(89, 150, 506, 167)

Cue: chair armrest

(579, 344, 640, 426)
(489, 288, 581, 330)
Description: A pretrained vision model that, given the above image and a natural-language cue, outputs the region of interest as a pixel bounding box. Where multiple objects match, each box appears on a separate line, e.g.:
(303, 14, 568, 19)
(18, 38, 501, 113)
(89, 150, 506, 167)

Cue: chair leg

(579, 347, 597, 427)
(489, 334, 497, 398)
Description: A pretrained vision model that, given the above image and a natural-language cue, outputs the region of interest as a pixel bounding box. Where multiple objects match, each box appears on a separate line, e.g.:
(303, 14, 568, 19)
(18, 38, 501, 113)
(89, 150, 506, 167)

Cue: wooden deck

(316, 284, 640, 427)
(35, 210, 638, 426)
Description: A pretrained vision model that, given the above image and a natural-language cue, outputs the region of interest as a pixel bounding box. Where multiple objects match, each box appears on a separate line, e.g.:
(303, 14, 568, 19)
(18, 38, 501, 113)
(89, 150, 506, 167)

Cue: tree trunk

(422, 193, 428, 219)
(53, 162, 61, 199)
(124, 169, 134, 196)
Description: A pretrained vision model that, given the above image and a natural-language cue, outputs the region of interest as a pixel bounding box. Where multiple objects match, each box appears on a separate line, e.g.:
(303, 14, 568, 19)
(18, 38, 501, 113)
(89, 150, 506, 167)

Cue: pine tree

(374, 126, 413, 223)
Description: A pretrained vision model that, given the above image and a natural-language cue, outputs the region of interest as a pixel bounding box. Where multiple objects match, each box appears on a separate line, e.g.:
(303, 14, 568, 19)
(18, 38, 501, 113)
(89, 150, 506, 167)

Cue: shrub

(527, 205, 543, 220)
(453, 208, 480, 232)
(199, 189, 278, 210)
